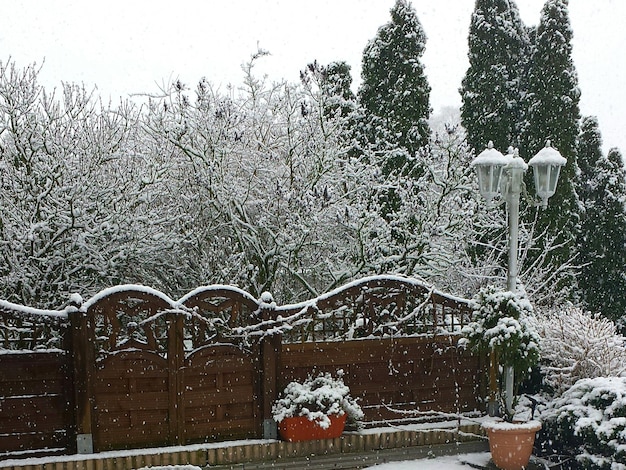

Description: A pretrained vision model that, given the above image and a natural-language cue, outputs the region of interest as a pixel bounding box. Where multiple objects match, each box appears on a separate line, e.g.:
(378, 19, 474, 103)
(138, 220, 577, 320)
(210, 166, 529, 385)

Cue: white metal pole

(507, 179, 520, 294)
(504, 165, 523, 416)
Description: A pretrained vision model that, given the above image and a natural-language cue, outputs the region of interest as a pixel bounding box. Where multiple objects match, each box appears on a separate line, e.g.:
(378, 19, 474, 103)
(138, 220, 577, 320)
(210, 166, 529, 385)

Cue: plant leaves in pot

(272, 370, 364, 442)
(459, 285, 541, 470)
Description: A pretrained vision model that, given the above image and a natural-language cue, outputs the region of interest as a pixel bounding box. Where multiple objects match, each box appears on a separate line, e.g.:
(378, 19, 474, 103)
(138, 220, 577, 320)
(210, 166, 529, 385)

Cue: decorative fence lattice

(272, 275, 473, 342)
(0, 275, 482, 459)
(0, 300, 70, 351)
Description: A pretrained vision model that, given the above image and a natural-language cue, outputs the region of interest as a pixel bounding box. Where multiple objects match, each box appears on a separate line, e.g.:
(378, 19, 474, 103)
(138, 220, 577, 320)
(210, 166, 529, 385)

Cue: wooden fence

(0, 275, 482, 460)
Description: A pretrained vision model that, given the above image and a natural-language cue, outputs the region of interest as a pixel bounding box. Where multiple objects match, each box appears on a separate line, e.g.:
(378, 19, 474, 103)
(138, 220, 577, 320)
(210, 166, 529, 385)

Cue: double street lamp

(471, 140, 567, 414)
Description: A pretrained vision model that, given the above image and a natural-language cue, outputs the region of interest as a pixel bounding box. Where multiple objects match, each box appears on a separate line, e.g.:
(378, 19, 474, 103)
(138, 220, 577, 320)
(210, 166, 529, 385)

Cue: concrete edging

(0, 424, 486, 470)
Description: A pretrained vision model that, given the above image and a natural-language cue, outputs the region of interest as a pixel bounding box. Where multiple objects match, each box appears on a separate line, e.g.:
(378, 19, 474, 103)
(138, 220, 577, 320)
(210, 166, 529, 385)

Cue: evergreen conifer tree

(301, 60, 356, 119)
(521, 0, 581, 288)
(578, 146, 626, 324)
(358, 0, 431, 169)
(577, 116, 603, 203)
(460, 0, 530, 154)
(320, 61, 356, 117)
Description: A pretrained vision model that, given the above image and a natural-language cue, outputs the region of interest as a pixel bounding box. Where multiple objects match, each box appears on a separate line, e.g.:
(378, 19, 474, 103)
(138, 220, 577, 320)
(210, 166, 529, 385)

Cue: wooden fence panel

(182, 345, 261, 442)
(0, 352, 74, 457)
(91, 350, 170, 451)
(180, 287, 263, 443)
(1, 277, 483, 460)
(280, 336, 482, 424)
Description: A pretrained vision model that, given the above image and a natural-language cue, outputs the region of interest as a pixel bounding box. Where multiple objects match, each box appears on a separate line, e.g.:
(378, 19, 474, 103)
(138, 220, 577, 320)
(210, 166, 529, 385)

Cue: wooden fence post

(258, 292, 281, 439)
(167, 312, 185, 445)
(68, 297, 94, 454)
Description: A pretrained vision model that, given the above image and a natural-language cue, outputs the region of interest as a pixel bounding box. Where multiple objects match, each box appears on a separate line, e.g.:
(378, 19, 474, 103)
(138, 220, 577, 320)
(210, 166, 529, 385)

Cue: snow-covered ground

(135, 453, 493, 470)
(364, 452, 492, 469)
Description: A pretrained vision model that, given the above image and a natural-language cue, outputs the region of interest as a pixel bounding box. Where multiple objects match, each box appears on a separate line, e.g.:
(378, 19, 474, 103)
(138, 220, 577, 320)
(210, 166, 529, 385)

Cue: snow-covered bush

(460, 285, 540, 381)
(530, 306, 626, 395)
(540, 377, 626, 470)
(459, 285, 540, 420)
(272, 370, 364, 430)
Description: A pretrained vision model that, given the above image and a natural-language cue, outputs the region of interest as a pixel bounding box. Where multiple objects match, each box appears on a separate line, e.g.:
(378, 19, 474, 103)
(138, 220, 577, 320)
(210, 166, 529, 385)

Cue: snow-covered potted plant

(459, 285, 541, 470)
(272, 370, 364, 442)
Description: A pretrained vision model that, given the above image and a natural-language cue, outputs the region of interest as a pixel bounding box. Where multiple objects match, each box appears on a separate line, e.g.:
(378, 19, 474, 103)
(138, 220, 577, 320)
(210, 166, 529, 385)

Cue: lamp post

(471, 140, 566, 415)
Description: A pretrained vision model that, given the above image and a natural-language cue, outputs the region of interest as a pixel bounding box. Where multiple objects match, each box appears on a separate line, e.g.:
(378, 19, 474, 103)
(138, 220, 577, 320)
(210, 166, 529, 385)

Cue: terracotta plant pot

(278, 413, 347, 442)
(483, 420, 542, 470)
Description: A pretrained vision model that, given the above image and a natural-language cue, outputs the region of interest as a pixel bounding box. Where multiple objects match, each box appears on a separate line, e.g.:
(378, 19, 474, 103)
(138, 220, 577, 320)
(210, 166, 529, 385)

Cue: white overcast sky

(1, 0, 624, 153)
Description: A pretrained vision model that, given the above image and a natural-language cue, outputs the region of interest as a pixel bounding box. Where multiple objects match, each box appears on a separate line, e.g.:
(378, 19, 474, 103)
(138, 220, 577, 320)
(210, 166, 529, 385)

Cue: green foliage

(359, 0, 431, 164)
(540, 377, 626, 469)
(460, 0, 530, 153)
(578, 145, 626, 322)
(577, 116, 604, 197)
(520, 0, 582, 287)
(460, 285, 540, 381)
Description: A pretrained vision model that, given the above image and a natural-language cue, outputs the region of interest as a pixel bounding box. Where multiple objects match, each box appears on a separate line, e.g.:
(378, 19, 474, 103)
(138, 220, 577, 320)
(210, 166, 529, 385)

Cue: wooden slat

(96, 409, 169, 428)
(184, 417, 257, 436)
(0, 397, 69, 428)
(0, 430, 70, 454)
(184, 391, 254, 410)
(95, 391, 169, 412)
(0, 350, 74, 458)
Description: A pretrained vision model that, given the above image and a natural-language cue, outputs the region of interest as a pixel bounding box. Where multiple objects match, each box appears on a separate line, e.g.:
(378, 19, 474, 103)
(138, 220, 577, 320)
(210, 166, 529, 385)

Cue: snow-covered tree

(300, 60, 356, 121)
(0, 60, 183, 307)
(530, 305, 626, 395)
(142, 53, 481, 303)
(141, 53, 388, 301)
(576, 116, 603, 200)
(358, 0, 431, 167)
(460, 0, 530, 154)
(520, 0, 582, 289)
(577, 146, 626, 323)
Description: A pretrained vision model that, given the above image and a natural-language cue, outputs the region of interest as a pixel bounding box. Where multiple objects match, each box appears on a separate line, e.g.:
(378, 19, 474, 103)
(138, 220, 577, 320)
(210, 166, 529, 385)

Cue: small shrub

(459, 285, 540, 421)
(540, 377, 626, 470)
(529, 306, 626, 395)
(460, 286, 539, 378)
(272, 370, 364, 430)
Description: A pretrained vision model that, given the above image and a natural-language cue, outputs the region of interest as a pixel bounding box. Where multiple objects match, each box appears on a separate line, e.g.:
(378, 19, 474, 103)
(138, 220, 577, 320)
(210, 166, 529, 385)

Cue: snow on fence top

(0, 275, 473, 352)
(0, 299, 71, 352)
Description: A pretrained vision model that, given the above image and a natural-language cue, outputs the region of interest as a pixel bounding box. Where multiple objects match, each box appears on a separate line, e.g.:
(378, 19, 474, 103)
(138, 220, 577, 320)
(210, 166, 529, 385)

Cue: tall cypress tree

(306, 60, 357, 119)
(358, 0, 431, 168)
(578, 146, 626, 323)
(301, 60, 357, 123)
(460, 0, 530, 154)
(521, 0, 581, 285)
(576, 116, 603, 203)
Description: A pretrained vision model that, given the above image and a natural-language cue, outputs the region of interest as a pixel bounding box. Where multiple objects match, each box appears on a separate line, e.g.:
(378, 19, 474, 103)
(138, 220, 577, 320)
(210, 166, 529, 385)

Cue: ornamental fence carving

(0, 275, 482, 460)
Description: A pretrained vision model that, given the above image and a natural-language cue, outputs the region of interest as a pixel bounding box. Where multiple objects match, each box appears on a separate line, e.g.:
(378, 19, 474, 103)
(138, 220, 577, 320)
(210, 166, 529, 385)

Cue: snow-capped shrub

(272, 370, 364, 430)
(459, 286, 540, 421)
(459, 285, 540, 381)
(540, 377, 626, 470)
(530, 306, 626, 395)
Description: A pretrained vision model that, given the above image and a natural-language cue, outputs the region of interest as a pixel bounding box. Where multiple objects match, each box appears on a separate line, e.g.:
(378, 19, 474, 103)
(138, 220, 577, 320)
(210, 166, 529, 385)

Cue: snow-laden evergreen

(540, 377, 626, 469)
(579, 147, 626, 324)
(358, 0, 431, 166)
(577, 116, 604, 199)
(575, 117, 626, 323)
(460, 0, 530, 154)
(520, 0, 582, 294)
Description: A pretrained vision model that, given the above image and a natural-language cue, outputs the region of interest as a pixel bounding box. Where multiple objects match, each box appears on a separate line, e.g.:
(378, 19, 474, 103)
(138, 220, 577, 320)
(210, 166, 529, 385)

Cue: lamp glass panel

(533, 164, 562, 199)
(477, 164, 504, 200)
(549, 164, 561, 195)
